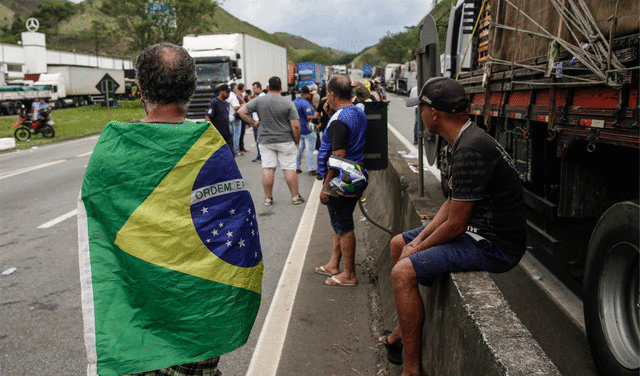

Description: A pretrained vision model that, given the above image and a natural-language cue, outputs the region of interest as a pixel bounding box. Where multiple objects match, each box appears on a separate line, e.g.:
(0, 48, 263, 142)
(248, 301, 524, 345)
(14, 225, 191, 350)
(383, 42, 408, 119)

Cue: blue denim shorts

(327, 195, 359, 234)
(402, 228, 521, 287)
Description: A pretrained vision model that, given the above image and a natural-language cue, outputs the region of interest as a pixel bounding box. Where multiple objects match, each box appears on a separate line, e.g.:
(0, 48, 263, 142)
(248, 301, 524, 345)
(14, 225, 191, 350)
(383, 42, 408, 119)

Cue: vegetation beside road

(0, 100, 145, 151)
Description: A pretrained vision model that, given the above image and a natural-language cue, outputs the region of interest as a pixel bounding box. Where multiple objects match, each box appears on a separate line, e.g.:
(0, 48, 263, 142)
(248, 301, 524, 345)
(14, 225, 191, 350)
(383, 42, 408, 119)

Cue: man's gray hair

(135, 43, 196, 110)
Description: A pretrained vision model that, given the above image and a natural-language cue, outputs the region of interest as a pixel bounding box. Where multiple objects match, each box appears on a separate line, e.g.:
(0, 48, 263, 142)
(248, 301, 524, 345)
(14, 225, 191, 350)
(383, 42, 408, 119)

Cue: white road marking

(76, 151, 93, 158)
(388, 122, 441, 182)
(0, 160, 65, 180)
(246, 180, 322, 376)
(37, 209, 78, 229)
(519, 252, 586, 333)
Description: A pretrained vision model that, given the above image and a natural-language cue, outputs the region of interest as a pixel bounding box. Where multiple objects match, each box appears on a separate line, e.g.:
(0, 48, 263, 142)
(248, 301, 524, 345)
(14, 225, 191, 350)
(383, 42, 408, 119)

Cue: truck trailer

(419, 1, 638, 375)
(41, 66, 125, 108)
(183, 33, 288, 119)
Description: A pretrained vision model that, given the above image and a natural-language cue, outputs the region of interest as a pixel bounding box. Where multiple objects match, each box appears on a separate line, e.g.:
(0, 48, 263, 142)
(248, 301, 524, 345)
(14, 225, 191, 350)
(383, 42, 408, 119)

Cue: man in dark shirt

(205, 84, 233, 153)
(378, 77, 526, 376)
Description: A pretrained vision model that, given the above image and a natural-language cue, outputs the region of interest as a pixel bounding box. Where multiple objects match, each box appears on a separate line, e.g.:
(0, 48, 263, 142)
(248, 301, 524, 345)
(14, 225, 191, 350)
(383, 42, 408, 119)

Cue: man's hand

(253, 120, 260, 128)
(320, 190, 330, 205)
(399, 243, 419, 261)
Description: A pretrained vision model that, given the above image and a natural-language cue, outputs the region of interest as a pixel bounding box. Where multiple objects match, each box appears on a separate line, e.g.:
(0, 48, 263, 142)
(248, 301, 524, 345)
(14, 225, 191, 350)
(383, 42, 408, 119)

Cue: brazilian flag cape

(77, 120, 263, 376)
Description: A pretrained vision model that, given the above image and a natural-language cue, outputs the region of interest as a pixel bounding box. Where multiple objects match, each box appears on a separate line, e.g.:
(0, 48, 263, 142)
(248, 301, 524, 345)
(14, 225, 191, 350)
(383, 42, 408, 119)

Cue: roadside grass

(0, 100, 145, 151)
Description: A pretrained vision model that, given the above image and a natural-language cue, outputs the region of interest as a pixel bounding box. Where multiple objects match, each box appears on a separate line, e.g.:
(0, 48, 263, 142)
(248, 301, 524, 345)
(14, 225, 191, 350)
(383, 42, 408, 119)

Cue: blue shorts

(402, 228, 521, 287)
(327, 195, 359, 234)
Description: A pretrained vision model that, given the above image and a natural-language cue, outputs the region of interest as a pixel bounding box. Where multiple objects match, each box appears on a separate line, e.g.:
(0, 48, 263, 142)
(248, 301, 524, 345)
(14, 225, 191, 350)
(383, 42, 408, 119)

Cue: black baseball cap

(406, 77, 469, 113)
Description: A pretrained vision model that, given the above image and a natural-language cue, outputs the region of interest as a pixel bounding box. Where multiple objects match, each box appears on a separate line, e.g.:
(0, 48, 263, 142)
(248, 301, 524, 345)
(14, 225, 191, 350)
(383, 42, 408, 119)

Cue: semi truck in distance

(39, 66, 126, 108)
(419, 1, 638, 375)
(297, 62, 323, 92)
(183, 33, 288, 119)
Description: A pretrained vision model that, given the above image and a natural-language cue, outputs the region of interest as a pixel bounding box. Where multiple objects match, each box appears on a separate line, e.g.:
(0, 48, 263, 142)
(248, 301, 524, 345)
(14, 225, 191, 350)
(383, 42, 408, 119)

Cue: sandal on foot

(380, 329, 403, 365)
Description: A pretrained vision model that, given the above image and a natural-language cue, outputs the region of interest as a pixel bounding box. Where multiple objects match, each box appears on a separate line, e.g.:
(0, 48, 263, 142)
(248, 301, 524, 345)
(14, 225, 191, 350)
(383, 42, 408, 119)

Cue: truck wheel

(583, 200, 639, 376)
(6, 102, 15, 115)
(14, 126, 31, 141)
(41, 125, 55, 138)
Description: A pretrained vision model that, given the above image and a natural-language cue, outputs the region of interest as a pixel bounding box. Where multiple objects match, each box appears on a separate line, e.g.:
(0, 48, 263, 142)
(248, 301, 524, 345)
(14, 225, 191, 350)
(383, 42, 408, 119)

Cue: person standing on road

(228, 83, 243, 156)
(378, 77, 525, 376)
(295, 86, 317, 175)
(409, 85, 419, 145)
(237, 83, 250, 154)
(79, 42, 262, 376)
(250, 81, 265, 163)
(314, 75, 368, 287)
(205, 84, 234, 153)
(238, 76, 305, 206)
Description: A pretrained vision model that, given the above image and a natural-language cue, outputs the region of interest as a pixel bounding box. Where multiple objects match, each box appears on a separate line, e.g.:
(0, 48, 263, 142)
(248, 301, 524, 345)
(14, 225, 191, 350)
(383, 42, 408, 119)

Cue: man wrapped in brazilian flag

(77, 43, 262, 376)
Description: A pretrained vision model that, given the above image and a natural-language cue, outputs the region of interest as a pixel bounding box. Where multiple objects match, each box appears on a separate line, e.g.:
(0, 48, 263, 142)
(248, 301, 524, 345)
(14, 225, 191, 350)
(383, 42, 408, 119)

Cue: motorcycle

(12, 104, 55, 141)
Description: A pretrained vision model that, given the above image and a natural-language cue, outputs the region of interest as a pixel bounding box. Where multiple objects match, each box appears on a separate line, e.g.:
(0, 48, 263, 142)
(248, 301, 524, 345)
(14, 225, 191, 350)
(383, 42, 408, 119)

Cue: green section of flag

(80, 121, 261, 376)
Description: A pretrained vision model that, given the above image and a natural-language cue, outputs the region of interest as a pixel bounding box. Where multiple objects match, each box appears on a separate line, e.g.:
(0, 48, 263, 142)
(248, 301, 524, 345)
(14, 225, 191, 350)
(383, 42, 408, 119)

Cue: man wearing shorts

(379, 77, 525, 376)
(238, 76, 304, 205)
(314, 76, 368, 287)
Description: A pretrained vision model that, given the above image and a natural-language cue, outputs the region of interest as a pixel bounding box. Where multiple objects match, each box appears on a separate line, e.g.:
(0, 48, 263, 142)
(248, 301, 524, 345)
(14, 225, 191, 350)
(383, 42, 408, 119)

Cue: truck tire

(6, 102, 15, 115)
(583, 200, 639, 376)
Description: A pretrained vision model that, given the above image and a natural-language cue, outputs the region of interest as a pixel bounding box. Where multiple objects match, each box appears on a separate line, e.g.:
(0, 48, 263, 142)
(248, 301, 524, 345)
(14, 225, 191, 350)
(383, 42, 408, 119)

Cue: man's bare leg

(262, 167, 276, 199)
(317, 233, 342, 275)
(282, 169, 300, 198)
(376, 234, 408, 344)
(392, 258, 428, 376)
(326, 231, 357, 285)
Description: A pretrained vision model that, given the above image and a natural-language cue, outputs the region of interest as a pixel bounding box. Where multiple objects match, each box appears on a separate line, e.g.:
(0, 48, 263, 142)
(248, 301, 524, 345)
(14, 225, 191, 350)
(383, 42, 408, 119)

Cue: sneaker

(252, 158, 261, 163)
(307, 170, 317, 176)
(316, 173, 323, 181)
(296, 169, 302, 174)
(264, 198, 273, 206)
(292, 195, 305, 205)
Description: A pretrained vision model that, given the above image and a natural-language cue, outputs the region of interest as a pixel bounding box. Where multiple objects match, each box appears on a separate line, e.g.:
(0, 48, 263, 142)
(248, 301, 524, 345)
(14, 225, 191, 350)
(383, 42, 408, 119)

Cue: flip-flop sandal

(380, 329, 403, 365)
(325, 275, 357, 287)
(314, 266, 334, 276)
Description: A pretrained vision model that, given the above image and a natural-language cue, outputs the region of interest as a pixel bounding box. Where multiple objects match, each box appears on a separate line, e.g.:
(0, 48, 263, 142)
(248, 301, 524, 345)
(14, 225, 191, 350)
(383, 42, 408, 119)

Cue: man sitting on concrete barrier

(379, 77, 526, 376)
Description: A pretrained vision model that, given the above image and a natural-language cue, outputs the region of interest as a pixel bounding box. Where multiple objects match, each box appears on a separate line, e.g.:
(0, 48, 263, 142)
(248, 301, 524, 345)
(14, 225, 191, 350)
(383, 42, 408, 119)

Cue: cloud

(221, 0, 433, 52)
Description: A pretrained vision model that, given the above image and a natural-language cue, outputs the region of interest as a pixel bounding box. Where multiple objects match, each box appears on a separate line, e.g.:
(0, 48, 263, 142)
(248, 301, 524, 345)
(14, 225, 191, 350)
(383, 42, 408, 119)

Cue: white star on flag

(226, 230, 233, 238)
(238, 238, 245, 247)
(226, 240, 232, 247)
(212, 229, 218, 236)
(230, 208, 236, 215)
(201, 207, 208, 214)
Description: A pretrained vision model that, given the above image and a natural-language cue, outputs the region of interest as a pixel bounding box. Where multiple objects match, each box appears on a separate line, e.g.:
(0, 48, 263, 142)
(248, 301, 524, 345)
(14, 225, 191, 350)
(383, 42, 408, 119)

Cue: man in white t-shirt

(228, 83, 242, 155)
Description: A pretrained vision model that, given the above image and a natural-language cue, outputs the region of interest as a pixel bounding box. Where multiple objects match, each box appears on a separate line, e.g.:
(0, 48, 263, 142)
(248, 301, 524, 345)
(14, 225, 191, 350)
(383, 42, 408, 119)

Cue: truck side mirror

(236, 69, 242, 79)
(236, 53, 241, 60)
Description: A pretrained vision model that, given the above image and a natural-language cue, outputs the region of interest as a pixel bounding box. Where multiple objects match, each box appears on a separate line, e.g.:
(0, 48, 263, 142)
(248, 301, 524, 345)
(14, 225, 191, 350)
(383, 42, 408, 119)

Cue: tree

(31, 0, 79, 34)
(99, 0, 218, 52)
(376, 27, 420, 63)
(332, 53, 358, 65)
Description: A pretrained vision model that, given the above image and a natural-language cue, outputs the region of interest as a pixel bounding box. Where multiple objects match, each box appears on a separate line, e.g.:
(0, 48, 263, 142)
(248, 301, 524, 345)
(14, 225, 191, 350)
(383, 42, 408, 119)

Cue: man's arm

(400, 198, 474, 260)
(290, 119, 301, 146)
(320, 148, 346, 205)
(238, 105, 259, 128)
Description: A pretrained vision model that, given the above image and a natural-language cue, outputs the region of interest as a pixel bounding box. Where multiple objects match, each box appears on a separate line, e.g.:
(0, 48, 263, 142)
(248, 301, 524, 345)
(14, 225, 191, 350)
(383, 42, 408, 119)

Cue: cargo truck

(417, 1, 638, 375)
(39, 66, 126, 108)
(297, 62, 323, 92)
(183, 33, 288, 119)
(0, 85, 54, 115)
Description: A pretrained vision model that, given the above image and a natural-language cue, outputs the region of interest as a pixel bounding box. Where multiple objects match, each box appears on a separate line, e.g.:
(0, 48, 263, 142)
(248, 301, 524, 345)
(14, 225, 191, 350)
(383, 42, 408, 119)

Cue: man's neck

(332, 99, 352, 110)
(141, 104, 186, 123)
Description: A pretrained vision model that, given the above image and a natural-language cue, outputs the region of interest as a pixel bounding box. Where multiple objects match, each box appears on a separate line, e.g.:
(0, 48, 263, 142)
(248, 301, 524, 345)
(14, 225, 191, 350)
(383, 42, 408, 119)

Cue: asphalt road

(0, 93, 598, 376)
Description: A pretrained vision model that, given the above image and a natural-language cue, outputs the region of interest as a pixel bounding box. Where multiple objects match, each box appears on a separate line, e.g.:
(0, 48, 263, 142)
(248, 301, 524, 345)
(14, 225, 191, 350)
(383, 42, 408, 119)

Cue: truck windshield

(299, 74, 314, 81)
(196, 62, 230, 84)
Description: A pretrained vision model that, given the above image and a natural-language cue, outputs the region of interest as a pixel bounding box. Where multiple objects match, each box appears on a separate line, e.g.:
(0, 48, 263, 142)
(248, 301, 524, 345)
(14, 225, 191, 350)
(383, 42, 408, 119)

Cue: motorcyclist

(31, 98, 42, 121)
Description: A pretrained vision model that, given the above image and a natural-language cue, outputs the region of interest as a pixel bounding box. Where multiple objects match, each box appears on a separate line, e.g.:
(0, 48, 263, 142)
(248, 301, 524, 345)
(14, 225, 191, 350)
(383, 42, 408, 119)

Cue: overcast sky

(221, 0, 435, 53)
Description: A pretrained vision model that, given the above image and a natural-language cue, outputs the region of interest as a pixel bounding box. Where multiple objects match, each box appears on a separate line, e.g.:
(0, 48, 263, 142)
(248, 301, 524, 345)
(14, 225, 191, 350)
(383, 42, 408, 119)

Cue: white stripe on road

(0, 160, 66, 181)
(76, 151, 93, 158)
(388, 122, 441, 182)
(246, 180, 322, 376)
(37, 209, 78, 229)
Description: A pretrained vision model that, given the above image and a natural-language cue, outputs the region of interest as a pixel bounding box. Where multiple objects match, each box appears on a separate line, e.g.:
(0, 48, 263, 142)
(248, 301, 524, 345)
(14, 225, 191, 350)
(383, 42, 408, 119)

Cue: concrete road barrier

(363, 144, 561, 375)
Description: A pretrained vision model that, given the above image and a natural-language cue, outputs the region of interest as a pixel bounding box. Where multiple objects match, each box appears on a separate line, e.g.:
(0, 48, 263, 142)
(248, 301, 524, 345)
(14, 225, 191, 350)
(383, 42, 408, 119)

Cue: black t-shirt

(327, 120, 349, 151)
(315, 99, 331, 132)
(450, 121, 526, 256)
